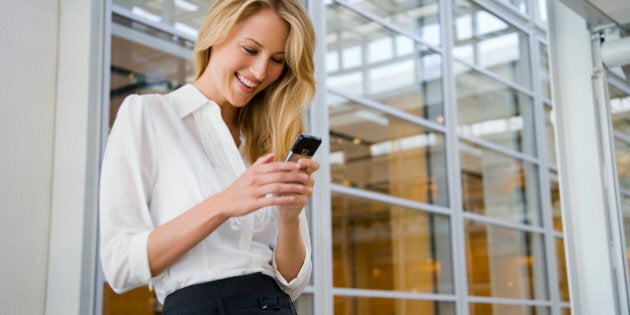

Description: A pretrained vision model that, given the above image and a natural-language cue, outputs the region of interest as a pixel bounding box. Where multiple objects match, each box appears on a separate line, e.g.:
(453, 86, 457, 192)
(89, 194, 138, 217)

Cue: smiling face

(195, 8, 289, 109)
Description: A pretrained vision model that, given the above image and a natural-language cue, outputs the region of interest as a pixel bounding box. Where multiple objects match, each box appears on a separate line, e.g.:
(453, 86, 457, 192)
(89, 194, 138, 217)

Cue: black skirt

(162, 272, 297, 315)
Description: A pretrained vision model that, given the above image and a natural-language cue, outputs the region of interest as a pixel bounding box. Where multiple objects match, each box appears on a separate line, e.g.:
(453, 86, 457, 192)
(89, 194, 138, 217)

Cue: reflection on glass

(326, 3, 445, 123)
(496, 0, 528, 15)
(453, 0, 531, 88)
(615, 140, 630, 191)
(332, 194, 453, 294)
(549, 172, 563, 232)
(470, 304, 549, 315)
(110, 33, 194, 128)
(545, 106, 557, 164)
(537, 0, 548, 25)
(555, 238, 570, 302)
(113, 0, 212, 38)
(294, 293, 314, 315)
(456, 62, 536, 155)
(609, 85, 630, 135)
(329, 94, 449, 206)
(465, 219, 548, 300)
(539, 43, 552, 100)
(460, 141, 541, 225)
(104, 17, 194, 315)
(102, 284, 160, 314)
(335, 0, 442, 46)
(621, 195, 630, 285)
(335, 296, 454, 315)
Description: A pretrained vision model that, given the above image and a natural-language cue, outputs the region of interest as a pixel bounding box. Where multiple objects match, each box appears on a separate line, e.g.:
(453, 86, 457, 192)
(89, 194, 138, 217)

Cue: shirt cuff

(128, 230, 152, 285)
(273, 243, 312, 287)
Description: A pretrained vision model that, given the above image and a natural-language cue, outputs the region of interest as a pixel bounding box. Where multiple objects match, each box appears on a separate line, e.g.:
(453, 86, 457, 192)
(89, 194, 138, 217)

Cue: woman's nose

(250, 59, 268, 80)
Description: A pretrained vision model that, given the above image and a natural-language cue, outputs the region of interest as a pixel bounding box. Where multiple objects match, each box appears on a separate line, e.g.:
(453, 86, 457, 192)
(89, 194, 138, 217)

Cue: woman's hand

(217, 153, 317, 219)
(276, 157, 320, 222)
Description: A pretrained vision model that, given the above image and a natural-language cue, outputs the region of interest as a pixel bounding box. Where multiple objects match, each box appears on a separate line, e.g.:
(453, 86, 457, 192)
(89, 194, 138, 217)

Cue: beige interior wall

(0, 1, 58, 314)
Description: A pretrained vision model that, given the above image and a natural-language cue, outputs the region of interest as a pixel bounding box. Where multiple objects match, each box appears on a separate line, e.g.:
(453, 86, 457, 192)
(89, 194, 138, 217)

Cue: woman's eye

(271, 57, 285, 64)
(243, 47, 257, 55)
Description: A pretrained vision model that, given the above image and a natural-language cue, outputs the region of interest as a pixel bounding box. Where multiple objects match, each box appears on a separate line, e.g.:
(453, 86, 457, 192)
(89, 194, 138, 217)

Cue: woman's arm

(273, 158, 319, 282)
(147, 153, 310, 276)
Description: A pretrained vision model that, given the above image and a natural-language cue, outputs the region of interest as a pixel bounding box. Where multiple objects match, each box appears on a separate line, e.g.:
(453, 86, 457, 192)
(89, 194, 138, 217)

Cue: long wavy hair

(194, 0, 316, 163)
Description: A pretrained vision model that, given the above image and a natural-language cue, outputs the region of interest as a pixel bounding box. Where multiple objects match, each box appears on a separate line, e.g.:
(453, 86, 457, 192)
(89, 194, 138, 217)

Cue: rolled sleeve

(272, 210, 312, 300)
(99, 96, 158, 293)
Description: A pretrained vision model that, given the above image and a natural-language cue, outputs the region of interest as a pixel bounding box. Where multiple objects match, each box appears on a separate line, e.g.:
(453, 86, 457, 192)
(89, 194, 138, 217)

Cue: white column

(45, 0, 105, 314)
(548, 1, 628, 314)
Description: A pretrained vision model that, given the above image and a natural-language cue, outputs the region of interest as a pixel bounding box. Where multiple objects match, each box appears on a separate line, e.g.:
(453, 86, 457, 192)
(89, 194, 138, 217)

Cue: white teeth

(237, 74, 258, 89)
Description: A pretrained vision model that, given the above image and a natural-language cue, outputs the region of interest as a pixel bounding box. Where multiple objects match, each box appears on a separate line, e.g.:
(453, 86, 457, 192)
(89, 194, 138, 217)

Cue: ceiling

(588, 0, 630, 28)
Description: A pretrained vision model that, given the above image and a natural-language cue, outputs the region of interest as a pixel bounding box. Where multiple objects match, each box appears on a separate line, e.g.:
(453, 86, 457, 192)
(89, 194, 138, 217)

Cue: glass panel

(496, 0, 528, 15)
(610, 84, 630, 135)
(329, 94, 449, 206)
(102, 284, 160, 314)
(294, 293, 314, 315)
(555, 237, 570, 302)
(616, 140, 630, 191)
(536, 0, 548, 25)
(545, 106, 557, 165)
(470, 304, 549, 315)
(460, 141, 541, 226)
(561, 307, 572, 315)
(453, 0, 531, 88)
(332, 194, 454, 293)
(336, 0, 442, 46)
(622, 194, 630, 285)
(335, 296, 454, 315)
(539, 43, 552, 100)
(103, 18, 194, 314)
(113, 0, 213, 37)
(550, 171, 563, 232)
(326, 3, 445, 123)
(465, 219, 548, 299)
(455, 62, 537, 156)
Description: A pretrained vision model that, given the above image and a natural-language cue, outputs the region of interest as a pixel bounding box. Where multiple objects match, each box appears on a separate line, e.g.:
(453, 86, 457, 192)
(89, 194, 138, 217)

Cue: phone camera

(301, 148, 310, 155)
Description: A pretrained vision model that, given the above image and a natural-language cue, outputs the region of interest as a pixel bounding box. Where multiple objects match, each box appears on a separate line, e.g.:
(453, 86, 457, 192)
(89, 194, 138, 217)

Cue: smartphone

(284, 134, 322, 162)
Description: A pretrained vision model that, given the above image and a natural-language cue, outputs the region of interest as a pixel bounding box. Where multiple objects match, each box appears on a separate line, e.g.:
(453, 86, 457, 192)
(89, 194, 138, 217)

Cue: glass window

(460, 141, 541, 226)
(326, 3, 445, 124)
(456, 62, 537, 156)
(610, 85, 630, 135)
(555, 237, 570, 302)
(465, 219, 548, 300)
(539, 43, 552, 100)
(332, 194, 454, 293)
(549, 171, 563, 232)
(113, 0, 211, 37)
(622, 194, 630, 285)
(469, 304, 549, 315)
(336, 0, 442, 47)
(103, 14, 195, 315)
(293, 294, 314, 315)
(496, 0, 528, 15)
(453, 0, 531, 88)
(544, 106, 557, 165)
(334, 296, 454, 315)
(615, 140, 630, 191)
(329, 94, 449, 206)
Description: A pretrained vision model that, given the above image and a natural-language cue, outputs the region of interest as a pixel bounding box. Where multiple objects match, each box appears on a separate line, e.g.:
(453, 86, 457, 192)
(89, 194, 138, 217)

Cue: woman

(99, 0, 318, 314)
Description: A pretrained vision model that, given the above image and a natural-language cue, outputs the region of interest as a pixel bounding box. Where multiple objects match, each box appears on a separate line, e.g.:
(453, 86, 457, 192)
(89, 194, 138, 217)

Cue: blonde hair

(194, 0, 316, 163)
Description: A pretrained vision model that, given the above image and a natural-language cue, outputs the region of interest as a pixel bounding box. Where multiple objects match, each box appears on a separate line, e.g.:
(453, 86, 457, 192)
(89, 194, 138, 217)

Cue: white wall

(0, 0, 58, 314)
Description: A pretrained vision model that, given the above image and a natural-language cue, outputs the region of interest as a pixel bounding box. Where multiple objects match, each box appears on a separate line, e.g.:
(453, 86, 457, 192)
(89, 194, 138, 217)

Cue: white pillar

(548, 1, 629, 314)
(45, 0, 105, 314)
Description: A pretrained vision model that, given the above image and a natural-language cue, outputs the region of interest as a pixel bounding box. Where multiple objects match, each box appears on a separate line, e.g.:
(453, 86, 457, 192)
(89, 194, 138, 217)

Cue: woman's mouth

(236, 73, 259, 90)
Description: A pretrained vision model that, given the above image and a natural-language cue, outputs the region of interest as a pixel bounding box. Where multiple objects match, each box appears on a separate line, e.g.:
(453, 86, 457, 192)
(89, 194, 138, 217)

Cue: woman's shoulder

(118, 91, 176, 120)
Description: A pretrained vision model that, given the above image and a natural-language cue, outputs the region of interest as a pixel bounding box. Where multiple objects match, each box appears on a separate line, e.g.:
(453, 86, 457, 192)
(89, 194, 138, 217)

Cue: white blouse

(99, 84, 312, 304)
